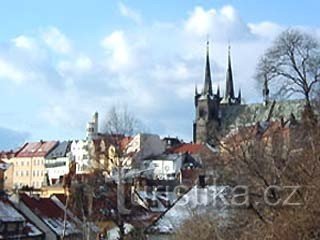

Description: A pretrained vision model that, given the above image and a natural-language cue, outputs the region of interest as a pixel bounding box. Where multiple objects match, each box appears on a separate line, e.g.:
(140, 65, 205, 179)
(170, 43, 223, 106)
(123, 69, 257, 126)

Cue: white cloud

(118, 2, 142, 24)
(12, 35, 36, 50)
(0, 58, 25, 83)
(58, 55, 93, 74)
(42, 27, 72, 54)
(2, 5, 319, 142)
(249, 21, 284, 39)
(101, 30, 132, 71)
(184, 5, 251, 41)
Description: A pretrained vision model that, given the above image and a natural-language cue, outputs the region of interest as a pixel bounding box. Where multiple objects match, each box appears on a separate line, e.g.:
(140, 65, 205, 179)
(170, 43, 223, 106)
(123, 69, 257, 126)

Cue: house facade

(45, 141, 72, 185)
(11, 141, 58, 189)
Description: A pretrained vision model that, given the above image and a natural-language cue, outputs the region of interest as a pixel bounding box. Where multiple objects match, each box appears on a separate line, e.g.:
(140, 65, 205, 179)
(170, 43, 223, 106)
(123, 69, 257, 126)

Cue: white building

(126, 133, 166, 162)
(45, 141, 72, 185)
(70, 139, 91, 174)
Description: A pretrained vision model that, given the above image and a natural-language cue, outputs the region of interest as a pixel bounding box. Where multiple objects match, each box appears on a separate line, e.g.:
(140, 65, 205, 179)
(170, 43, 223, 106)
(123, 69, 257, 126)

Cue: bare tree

(256, 29, 320, 110)
(104, 105, 142, 137)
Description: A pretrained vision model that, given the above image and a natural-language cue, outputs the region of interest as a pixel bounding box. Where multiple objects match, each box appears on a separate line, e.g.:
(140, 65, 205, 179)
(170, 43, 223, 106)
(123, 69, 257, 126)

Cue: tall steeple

(225, 45, 235, 101)
(203, 41, 213, 96)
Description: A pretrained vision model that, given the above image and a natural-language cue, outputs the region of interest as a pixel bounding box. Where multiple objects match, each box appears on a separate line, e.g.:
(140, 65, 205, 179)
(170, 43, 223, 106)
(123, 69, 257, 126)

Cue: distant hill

(0, 127, 29, 151)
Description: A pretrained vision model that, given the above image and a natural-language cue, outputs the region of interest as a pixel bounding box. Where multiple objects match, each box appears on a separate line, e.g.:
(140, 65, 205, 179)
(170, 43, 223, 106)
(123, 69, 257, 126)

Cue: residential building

(11, 193, 82, 240)
(0, 195, 44, 239)
(88, 138, 108, 170)
(70, 139, 91, 174)
(0, 160, 9, 192)
(126, 133, 166, 163)
(0, 150, 17, 191)
(162, 136, 182, 149)
(12, 141, 58, 189)
(45, 141, 71, 185)
(142, 153, 201, 181)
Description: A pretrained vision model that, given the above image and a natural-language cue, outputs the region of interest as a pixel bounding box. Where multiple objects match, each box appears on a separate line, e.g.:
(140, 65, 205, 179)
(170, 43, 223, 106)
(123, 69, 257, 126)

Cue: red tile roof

(51, 194, 67, 205)
(16, 141, 58, 158)
(20, 194, 64, 219)
(166, 143, 206, 155)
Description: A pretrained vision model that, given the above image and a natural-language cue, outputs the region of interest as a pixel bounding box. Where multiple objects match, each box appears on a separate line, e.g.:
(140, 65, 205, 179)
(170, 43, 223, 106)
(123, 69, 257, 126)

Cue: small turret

(216, 85, 220, 98)
(86, 112, 99, 140)
(194, 85, 200, 107)
(237, 89, 241, 104)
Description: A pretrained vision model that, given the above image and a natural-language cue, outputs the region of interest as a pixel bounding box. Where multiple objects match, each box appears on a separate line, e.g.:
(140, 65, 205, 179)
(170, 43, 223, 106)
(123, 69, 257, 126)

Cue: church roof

(220, 99, 306, 130)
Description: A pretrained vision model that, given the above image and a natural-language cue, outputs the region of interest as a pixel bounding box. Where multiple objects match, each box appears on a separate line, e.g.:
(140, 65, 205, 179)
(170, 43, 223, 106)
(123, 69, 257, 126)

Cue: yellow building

(12, 141, 58, 189)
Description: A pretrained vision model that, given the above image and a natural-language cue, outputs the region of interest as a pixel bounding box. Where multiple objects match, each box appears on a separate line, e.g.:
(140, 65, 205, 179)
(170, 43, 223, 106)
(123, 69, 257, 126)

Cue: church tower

(193, 43, 241, 145)
(193, 42, 222, 144)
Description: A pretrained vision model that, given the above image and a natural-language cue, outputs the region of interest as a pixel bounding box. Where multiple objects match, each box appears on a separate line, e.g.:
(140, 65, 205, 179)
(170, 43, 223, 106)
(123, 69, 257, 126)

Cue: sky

(0, 0, 320, 149)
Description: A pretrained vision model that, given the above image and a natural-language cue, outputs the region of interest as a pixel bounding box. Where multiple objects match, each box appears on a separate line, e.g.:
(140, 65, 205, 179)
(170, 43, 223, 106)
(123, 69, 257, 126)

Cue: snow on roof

(136, 191, 178, 213)
(107, 223, 134, 240)
(0, 198, 43, 237)
(148, 185, 231, 234)
(20, 194, 81, 236)
(25, 222, 43, 237)
(0, 200, 24, 222)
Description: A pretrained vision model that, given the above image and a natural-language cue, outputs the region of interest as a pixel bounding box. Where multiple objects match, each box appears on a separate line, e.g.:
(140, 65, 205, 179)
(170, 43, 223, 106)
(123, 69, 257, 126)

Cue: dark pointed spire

(195, 84, 198, 96)
(238, 89, 241, 103)
(225, 44, 235, 100)
(203, 41, 213, 96)
(217, 85, 220, 97)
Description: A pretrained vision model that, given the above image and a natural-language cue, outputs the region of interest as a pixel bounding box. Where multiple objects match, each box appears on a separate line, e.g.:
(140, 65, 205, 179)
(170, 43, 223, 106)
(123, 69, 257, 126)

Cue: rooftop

(220, 99, 306, 130)
(166, 143, 207, 155)
(45, 141, 71, 159)
(0, 197, 43, 238)
(20, 194, 81, 236)
(16, 141, 58, 158)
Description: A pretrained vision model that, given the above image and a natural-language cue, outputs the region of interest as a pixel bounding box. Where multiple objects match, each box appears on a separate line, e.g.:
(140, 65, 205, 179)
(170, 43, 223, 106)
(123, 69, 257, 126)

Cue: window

(26, 171, 29, 176)
(37, 170, 39, 176)
(33, 170, 35, 177)
(21, 161, 24, 166)
(7, 222, 18, 232)
(21, 171, 24, 177)
(16, 171, 19, 177)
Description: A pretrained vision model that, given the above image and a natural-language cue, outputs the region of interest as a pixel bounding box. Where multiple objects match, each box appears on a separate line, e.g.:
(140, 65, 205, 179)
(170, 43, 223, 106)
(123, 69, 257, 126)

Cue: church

(193, 42, 305, 144)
